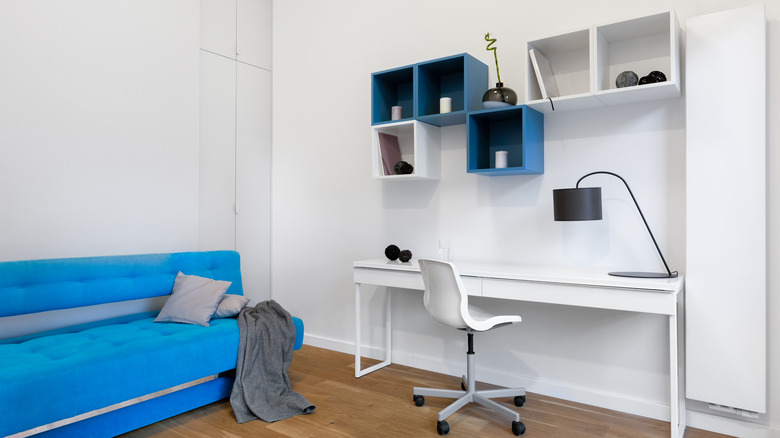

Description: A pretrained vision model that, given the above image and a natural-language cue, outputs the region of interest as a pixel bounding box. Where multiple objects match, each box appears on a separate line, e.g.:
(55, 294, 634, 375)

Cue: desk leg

(355, 283, 393, 378)
(355, 283, 362, 378)
(669, 311, 686, 438)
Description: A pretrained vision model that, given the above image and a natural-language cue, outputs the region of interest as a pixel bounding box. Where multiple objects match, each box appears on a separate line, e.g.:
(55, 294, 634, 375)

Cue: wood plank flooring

(121, 345, 732, 438)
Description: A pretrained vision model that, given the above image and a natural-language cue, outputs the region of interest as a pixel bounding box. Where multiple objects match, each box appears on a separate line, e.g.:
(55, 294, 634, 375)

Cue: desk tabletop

(354, 259, 683, 293)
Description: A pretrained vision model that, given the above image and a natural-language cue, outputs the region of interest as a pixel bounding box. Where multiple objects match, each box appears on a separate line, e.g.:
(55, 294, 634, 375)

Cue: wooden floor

(121, 345, 732, 438)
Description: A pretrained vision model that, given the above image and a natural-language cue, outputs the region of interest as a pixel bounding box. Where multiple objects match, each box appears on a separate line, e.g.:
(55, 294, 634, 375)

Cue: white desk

(353, 259, 685, 437)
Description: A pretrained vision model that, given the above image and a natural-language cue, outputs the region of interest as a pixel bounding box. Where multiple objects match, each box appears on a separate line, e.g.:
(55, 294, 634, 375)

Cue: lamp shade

(552, 187, 603, 221)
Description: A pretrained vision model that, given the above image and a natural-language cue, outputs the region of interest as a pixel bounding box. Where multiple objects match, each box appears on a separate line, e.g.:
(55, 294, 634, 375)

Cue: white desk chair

(413, 259, 527, 436)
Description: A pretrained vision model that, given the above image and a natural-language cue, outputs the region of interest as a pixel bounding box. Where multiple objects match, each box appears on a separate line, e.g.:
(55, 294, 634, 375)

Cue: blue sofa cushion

(0, 312, 239, 436)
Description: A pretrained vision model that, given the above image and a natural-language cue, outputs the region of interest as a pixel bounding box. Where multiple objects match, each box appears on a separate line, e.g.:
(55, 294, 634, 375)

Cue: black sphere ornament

(385, 244, 401, 261)
(616, 71, 638, 88)
(638, 75, 656, 85)
(394, 161, 414, 175)
(398, 249, 413, 263)
(639, 71, 666, 85)
(649, 70, 667, 82)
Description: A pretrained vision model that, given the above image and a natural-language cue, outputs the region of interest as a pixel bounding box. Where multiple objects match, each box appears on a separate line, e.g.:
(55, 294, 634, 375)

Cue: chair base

(413, 385, 526, 421)
(412, 333, 526, 435)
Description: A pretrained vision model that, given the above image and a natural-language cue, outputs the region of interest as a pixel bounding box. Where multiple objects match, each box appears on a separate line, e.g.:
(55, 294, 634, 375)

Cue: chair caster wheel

(514, 395, 526, 407)
(413, 395, 425, 407)
(437, 420, 450, 435)
(512, 420, 526, 436)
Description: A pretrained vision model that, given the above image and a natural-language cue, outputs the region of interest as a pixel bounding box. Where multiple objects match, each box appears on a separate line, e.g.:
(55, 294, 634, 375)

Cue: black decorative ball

(616, 71, 638, 88)
(638, 75, 656, 85)
(385, 244, 401, 261)
(648, 70, 667, 82)
(639, 71, 666, 85)
(399, 249, 412, 263)
(394, 161, 414, 175)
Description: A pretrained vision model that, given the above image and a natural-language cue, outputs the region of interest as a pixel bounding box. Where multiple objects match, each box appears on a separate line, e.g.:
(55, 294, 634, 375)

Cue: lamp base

(609, 271, 678, 279)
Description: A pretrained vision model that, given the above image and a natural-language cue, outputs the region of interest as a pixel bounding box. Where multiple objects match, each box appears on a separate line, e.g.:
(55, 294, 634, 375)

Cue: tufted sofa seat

(0, 251, 303, 438)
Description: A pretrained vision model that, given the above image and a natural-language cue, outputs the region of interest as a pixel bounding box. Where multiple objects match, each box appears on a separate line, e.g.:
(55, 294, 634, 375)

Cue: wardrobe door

(237, 0, 272, 69)
(200, 0, 237, 59)
(236, 63, 272, 302)
(199, 51, 237, 251)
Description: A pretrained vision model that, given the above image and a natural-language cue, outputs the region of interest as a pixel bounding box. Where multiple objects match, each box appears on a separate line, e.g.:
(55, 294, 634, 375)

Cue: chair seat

(466, 304, 522, 332)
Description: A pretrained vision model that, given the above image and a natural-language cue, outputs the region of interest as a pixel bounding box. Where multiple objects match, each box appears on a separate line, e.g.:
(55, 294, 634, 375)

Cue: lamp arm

(576, 171, 676, 277)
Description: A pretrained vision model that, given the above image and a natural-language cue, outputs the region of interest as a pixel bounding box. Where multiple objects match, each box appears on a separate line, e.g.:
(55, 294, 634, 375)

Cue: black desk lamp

(552, 171, 678, 278)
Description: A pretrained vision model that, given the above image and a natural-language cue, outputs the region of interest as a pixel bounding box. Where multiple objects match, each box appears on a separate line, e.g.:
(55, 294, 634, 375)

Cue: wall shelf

(467, 106, 544, 176)
(371, 120, 440, 180)
(371, 53, 543, 179)
(415, 53, 487, 127)
(371, 65, 415, 125)
(526, 10, 680, 114)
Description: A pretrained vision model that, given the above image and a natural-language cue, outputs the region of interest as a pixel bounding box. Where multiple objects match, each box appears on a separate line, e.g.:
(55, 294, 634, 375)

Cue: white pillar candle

(495, 150, 508, 168)
(391, 106, 402, 120)
(440, 97, 452, 114)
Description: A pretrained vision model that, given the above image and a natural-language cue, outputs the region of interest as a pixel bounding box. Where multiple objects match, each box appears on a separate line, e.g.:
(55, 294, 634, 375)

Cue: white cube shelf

(594, 10, 680, 105)
(526, 29, 603, 113)
(371, 120, 440, 180)
(526, 10, 680, 114)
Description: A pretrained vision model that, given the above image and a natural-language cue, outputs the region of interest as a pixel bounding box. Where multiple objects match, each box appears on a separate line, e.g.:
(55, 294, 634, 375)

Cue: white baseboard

(303, 334, 780, 437)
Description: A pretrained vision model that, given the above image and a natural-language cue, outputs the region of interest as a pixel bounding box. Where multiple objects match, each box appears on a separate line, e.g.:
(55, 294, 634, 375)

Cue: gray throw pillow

(154, 272, 231, 326)
(213, 294, 250, 318)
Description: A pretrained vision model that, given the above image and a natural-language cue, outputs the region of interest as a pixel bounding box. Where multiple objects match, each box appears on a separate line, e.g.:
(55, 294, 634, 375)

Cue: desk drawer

(461, 276, 482, 296)
(354, 268, 481, 295)
(354, 268, 424, 290)
(481, 278, 676, 315)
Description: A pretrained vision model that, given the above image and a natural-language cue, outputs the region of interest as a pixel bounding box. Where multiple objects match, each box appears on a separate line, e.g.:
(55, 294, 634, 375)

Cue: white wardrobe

(199, 0, 273, 303)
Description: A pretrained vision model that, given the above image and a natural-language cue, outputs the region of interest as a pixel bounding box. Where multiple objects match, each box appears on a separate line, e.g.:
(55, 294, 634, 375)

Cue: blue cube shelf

(416, 53, 488, 127)
(371, 53, 544, 179)
(466, 106, 544, 175)
(372, 65, 415, 125)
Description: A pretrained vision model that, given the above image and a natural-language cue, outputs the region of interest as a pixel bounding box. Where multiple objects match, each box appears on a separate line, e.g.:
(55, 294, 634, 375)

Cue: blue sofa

(0, 250, 303, 438)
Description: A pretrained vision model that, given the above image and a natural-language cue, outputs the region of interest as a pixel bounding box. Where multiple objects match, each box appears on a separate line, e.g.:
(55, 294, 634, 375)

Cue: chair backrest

(419, 259, 469, 329)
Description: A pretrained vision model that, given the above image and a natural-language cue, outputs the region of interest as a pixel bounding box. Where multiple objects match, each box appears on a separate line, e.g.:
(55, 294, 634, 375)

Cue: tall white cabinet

(199, 0, 272, 303)
(686, 4, 766, 414)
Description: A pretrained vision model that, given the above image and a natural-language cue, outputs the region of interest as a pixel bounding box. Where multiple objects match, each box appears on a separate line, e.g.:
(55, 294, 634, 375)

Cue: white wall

(0, 0, 200, 262)
(272, 0, 779, 435)
(0, 0, 200, 338)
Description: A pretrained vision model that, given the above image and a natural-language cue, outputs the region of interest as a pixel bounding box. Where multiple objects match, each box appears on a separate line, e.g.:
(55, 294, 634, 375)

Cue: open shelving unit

(467, 106, 544, 175)
(370, 53, 544, 180)
(371, 120, 440, 180)
(526, 10, 680, 114)
(416, 54, 487, 127)
(371, 65, 415, 125)
(527, 29, 601, 112)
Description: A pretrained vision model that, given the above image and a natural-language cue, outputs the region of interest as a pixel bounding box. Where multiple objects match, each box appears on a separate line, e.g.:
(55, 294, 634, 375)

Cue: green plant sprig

(484, 32, 502, 84)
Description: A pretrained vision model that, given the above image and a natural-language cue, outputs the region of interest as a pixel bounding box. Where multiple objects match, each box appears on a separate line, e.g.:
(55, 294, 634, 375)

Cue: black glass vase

(482, 82, 517, 108)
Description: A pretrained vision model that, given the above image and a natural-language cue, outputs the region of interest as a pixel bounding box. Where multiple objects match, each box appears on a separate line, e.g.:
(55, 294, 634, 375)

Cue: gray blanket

(230, 300, 315, 423)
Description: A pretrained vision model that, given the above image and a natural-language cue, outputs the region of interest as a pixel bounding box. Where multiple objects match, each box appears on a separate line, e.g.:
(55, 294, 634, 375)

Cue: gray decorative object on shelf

(398, 249, 413, 263)
(616, 71, 638, 88)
